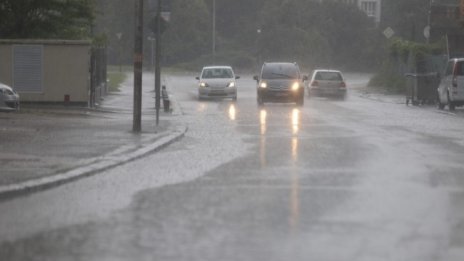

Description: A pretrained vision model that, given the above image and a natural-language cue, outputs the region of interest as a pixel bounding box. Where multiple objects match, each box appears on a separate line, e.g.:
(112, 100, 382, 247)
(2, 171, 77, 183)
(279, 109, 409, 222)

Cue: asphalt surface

(0, 73, 186, 196)
(1, 72, 464, 261)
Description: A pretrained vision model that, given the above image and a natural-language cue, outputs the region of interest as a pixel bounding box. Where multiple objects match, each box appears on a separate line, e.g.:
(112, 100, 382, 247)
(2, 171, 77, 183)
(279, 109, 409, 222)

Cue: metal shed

(0, 39, 91, 106)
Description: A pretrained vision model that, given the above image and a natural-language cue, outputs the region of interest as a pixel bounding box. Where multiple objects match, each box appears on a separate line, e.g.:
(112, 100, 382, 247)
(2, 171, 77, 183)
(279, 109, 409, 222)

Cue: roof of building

(0, 39, 91, 46)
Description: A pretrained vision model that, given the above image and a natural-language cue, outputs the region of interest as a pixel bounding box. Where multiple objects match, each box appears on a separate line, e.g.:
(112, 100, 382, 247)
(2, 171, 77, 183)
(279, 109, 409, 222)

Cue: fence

(403, 54, 448, 105)
(90, 47, 107, 107)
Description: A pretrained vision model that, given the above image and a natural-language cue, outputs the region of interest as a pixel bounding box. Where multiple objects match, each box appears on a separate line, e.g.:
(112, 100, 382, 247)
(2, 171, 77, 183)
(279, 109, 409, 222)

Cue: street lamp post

(116, 32, 123, 72)
(133, 0, 143, 133)
(212, 0, 216, 63)
(155, 0, 162, 126)
(256, 29, 261, 68)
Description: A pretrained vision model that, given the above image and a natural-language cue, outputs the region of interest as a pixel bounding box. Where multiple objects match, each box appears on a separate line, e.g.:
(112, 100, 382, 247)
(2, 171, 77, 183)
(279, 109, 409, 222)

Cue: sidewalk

(357, 89, 405, 104)
(0, 75, 186, 197)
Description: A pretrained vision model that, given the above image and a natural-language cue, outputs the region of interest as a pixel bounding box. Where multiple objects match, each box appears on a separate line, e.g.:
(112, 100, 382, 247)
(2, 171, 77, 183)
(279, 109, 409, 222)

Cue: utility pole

(133, 0, 143, 133)
(148, 36, 155, 70)
(155, 0, 162, 126)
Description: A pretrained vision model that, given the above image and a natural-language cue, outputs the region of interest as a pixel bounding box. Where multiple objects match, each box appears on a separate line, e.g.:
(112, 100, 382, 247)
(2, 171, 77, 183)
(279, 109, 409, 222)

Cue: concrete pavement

(0, 74, 187, 198)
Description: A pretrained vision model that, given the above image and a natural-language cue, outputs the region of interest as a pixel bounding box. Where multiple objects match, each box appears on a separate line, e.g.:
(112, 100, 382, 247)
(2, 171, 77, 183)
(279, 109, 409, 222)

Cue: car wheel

(233, 95, 237, 101)
(257, 95, 264, 106)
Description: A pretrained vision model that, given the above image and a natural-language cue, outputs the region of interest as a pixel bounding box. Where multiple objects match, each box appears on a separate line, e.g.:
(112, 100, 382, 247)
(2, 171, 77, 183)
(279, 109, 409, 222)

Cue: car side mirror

(303, 75, 308, 81)
(235, 76, 240, 79)
(253, 75, 259, 82)
(195, 76, 200, 80)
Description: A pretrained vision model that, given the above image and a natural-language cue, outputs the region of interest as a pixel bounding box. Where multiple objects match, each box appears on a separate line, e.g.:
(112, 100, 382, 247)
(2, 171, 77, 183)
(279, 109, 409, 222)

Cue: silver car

(437, 58, 464, 111)
(307, 69, 347, 99)
(196, 66, 239, 100)
(0, 83, 20, 111)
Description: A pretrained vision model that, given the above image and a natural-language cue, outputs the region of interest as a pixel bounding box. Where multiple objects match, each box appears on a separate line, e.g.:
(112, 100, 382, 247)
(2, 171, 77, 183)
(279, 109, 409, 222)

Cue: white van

(437, 58, 464, 111)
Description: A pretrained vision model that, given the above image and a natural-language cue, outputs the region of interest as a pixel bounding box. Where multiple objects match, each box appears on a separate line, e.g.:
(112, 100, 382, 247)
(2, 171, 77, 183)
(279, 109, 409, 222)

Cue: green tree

(214, 0, 266, 53)
(91, 0, 384, 70)
(0, 0, 95, 39)
(162, 0, 210, 65)
(257, 0, 324, 66)
(315, 1, 383, 70)
(255, 0, 381, 70)
(380, 0, 430, 42)
(94, 0, 134, 65)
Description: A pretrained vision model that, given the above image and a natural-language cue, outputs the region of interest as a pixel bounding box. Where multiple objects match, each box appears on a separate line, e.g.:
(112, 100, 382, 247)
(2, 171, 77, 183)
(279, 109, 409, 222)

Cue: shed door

(13, 45, 43, 93)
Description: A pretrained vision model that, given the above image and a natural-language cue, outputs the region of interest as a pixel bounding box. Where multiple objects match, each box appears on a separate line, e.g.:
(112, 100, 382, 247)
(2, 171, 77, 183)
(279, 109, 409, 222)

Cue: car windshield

(261, 64, 299, 79)
(315, 71, 343, 81)
(202, 68, 233, 79)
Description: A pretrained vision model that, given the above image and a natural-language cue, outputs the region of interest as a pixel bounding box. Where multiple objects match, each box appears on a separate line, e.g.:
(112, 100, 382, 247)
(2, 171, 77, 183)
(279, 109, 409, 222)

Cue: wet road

(1, 73, 464, 260)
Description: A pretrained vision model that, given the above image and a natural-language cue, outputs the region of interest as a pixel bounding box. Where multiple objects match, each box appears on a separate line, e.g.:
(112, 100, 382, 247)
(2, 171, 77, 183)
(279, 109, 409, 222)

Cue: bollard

(162, 85, 170, 112)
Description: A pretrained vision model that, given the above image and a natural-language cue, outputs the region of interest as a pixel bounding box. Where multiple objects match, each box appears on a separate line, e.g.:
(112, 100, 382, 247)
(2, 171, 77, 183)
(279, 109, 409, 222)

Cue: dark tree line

(0, 0, 94, 39)
(380, 0, 430, 43)
(155, 0, 385, 71)
(0, 0, 433, 72)
(88, 0, 386, 71)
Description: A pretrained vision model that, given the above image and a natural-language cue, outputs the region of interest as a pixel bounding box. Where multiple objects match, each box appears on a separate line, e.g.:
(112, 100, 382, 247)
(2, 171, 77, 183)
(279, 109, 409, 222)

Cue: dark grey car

(253, 62, 307, 106)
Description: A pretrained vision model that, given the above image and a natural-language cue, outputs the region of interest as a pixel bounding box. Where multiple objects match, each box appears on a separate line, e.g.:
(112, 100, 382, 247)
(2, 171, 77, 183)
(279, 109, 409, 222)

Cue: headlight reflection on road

(289, 163, 300, 231)
(228, 104, 236, 121)
(290, 136, 300, 231)
(259, 109, 267, 168)
(290, 109, 300, 231)
(197, 103, 207, 112)
(291, 108, 300, 135)
(259, 109, 267, 135)
(291, 137, 298, 163)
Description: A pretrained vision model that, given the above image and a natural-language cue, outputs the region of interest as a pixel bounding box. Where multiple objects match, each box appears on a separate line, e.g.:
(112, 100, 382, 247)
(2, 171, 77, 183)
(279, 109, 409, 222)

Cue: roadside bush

(369, 39, 445, 93)
(107, 71, 126, 92)
(368, 60, 407, 93)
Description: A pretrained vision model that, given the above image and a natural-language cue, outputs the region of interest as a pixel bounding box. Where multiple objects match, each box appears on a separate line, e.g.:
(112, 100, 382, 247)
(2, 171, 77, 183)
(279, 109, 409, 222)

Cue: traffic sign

(383, 27, 395, 39)
(423, 25, 430, 39)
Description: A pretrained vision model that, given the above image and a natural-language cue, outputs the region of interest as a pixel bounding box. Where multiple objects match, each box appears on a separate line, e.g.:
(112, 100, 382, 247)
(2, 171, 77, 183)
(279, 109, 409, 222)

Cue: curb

(356, 91, 405, 104)
(0, 125, 188, 199)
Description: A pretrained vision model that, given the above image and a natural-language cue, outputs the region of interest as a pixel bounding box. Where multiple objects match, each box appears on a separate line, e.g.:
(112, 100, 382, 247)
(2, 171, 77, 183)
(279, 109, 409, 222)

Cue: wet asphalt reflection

(1, 74, 464, 261)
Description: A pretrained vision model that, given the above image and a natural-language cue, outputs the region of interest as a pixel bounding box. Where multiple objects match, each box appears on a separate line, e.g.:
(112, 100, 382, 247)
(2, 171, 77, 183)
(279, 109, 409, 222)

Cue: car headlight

(291, 82, 300, 91)
(227, 82, 235, 88)
(199, 82, 208, 88)
(259, 82, 267, 88)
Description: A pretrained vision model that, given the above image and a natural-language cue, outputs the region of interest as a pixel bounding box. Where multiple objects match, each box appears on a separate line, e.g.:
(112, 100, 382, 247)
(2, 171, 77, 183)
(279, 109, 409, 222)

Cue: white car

(307, 69, 347, 99)
(0, 83, 20, 111)
(196, 66, 239, 100)
(437, 58, 464, 111)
